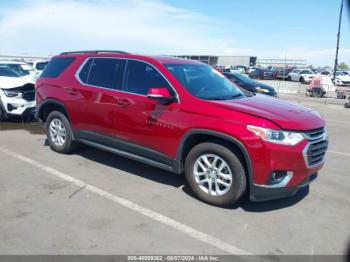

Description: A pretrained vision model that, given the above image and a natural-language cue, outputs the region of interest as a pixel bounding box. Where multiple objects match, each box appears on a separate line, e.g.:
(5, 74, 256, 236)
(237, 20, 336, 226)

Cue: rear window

(41, 57, 75, 78)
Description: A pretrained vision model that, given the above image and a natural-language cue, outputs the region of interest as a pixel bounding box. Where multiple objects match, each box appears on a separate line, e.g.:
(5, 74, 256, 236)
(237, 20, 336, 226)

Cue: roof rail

(60, 50, 129, 55)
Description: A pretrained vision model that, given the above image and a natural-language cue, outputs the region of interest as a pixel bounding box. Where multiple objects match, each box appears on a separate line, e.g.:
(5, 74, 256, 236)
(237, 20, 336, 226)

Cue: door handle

(116, 98, 131, 107)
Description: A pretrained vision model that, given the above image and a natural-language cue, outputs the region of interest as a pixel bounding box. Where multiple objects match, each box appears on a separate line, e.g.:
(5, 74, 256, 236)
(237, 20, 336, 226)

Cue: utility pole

(333, 0, 344, 83)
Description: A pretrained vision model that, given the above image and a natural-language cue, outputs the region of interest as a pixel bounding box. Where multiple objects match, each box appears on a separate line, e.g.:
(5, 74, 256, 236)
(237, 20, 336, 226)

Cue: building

(174, 55, 257, 67)
(257, 58, 307, 68)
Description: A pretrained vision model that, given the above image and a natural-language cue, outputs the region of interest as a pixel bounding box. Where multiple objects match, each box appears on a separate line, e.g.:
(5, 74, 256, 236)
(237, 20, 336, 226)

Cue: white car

(27, 60, 49, 78)
(0, 60, 36, 81)
(288, 69, 315, 83)
(334, 72, 350, 85)
(0, 66, 35, 121)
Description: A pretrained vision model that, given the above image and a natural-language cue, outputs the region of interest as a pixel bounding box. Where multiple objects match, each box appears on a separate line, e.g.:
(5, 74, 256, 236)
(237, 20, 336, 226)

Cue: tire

(184, 142, 247, 207)
(0, 107, 7, 122)
(312, 88, 323, 98)
(287, 76, 291, 81)
(45, 111, 77, 154)
(300, 77, 305, 83)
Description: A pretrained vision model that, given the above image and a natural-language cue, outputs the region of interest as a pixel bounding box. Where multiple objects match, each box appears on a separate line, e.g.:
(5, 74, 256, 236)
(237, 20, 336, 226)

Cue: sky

(0, 0, 349, 66)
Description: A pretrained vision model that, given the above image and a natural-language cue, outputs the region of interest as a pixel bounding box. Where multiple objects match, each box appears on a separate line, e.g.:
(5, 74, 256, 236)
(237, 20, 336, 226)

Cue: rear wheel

(185, 143, 246, 207)
(46, 111, 77, 154)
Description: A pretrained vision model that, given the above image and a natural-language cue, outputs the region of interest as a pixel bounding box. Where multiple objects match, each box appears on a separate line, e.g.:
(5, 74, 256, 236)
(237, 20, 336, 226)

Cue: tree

(338, 62, 349, 70)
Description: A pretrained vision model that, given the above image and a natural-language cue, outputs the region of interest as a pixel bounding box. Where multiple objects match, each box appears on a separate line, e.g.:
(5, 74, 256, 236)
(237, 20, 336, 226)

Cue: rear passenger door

(74, 57, 126, 137)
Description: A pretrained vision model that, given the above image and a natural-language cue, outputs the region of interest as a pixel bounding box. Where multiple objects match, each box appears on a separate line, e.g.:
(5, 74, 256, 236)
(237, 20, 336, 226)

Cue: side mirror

(147, 87, 176, 103)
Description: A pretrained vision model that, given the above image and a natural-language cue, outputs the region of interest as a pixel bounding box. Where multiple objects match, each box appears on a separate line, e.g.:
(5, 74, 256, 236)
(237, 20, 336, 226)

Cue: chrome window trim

(74, 57, 180, 102)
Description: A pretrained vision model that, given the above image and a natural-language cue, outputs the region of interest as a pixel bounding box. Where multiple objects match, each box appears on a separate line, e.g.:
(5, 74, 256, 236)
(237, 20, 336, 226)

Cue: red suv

(35, 51, 328, 207)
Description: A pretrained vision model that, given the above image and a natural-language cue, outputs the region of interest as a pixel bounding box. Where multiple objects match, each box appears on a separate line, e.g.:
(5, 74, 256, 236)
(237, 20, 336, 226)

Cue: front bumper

(250, 173, 318, 202)
(246, 129, 327, 202)
(0, 95, 36, 116)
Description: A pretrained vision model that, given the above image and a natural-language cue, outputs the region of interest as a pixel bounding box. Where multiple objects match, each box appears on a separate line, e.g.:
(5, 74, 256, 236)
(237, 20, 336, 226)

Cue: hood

(252, 82, 275, 91)
(213, 94, 325, 130)
(337, 75, 350, 81)
(0, 75, 35, 89)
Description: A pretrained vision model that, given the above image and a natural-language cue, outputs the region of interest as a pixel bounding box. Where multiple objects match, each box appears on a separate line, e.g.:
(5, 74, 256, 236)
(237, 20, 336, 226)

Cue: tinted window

(87, 58, 124, 90)
(41, 57, 75, 78)
(78, 58, 93, 83)
(124, 60, 171, 95)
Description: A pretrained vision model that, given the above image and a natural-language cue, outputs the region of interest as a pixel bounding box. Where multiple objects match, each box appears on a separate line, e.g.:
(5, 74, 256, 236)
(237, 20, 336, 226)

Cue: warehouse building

(174, 55, 257, 67)
(257, 58, 307, 68)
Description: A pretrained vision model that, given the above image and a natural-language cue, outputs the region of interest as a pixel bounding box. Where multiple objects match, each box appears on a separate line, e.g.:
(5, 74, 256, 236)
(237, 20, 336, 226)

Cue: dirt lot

(0, 96, 349, 256)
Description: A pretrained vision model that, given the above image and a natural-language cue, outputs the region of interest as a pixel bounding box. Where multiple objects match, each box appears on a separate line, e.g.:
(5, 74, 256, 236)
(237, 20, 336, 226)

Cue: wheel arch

(176, 129, 253, 186)
(36, 99, 70, 123)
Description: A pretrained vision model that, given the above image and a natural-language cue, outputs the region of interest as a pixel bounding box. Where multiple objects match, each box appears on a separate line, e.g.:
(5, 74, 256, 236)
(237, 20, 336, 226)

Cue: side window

(41, 57, 75, 78)
(87, 58, 124, 90)
(78, 58, 93, 83)
(124, 60, 171, 95)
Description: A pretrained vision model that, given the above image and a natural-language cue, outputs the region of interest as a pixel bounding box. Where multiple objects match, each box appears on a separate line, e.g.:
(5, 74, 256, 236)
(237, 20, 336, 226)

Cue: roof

(150, 56, 203, 65)
(57, 51, 203, 65)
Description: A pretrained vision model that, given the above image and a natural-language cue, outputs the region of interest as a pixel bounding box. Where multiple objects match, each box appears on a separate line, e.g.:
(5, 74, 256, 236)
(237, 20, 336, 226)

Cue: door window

(79, 58, 124, 90)
(124, 60, 171, 95)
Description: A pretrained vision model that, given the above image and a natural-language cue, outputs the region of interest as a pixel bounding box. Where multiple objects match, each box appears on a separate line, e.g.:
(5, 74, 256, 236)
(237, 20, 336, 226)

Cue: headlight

(2, 89, 21, 98)
(247, 125, 304, 146)
(256, 87, 270, 93)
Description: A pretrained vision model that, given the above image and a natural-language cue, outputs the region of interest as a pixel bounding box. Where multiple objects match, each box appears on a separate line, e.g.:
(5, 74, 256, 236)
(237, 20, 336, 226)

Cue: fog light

(266, 171, 294, 188)
(7, 104, 17, 112)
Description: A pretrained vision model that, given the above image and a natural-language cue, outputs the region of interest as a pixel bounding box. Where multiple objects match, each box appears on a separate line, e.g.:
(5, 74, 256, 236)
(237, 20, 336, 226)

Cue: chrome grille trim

(302, 127, 328, 168)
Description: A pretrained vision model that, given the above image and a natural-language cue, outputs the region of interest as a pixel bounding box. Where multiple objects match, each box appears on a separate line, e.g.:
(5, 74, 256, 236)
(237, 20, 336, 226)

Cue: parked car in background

(27, 60, 49, 78)
(0, 66, 35, 121)
(0, 61, 35, 80)
(334, 72, 350, 86)
(36, 51, 327, 207)
(249, 68, 274, 80)
(320, 70, 332, 77)
(274, 68, 292, 80)
(223, 72, 277, 96)
(234, 65, 248, 74)
(288, 69, 315, 83)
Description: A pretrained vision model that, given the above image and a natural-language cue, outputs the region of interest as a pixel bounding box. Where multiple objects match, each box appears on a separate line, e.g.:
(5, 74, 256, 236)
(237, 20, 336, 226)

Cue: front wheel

(0, 107, 7, 122)
(46, 111, 77, 154)
(185, 143, 247, 207)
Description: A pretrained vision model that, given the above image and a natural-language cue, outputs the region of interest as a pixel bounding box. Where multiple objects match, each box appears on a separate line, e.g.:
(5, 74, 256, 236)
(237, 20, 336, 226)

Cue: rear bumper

(250, 173, 318, 202)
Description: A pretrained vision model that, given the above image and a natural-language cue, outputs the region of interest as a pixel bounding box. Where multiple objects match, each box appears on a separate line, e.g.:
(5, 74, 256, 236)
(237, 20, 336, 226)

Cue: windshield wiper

(199, 94, 243, 101)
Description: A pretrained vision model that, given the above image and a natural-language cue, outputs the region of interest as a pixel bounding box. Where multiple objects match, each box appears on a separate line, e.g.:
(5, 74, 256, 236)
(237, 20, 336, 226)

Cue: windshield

(336, 72, 345, 76)
(1, 64, 29, 76)
(0, 67, 22, 77)
(165, 64, 244, 100)
(301, 70, 313, 74)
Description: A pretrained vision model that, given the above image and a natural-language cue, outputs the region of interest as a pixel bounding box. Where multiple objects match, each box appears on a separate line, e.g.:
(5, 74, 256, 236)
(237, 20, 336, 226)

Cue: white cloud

(0, 0, 348, 66)
(0, 0, 251, 56)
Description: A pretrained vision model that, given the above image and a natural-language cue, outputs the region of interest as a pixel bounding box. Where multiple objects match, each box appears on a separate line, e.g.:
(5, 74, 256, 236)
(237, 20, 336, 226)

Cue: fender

(36, 98, 70, 122)
(175, 129, 253, 186)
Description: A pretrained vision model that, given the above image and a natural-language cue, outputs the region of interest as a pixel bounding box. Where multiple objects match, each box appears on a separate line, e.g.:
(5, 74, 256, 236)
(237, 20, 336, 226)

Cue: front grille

(304, 127, 325, 140)
(303, 127, 328, 167)
(305, 139, 328, 167)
